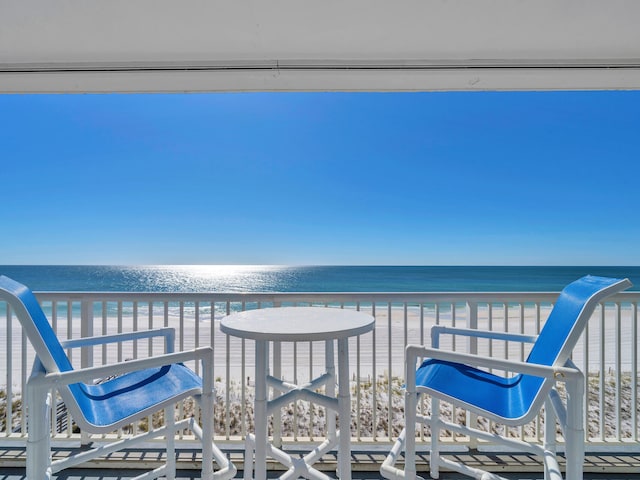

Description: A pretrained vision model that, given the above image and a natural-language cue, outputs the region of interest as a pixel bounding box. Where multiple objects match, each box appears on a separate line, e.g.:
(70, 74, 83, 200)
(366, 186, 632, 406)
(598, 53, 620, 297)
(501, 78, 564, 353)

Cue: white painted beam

(1, 0, 639, 92)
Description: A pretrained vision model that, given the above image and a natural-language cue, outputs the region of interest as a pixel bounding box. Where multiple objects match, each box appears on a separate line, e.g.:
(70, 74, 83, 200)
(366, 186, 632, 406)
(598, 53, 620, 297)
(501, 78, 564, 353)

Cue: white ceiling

(2, 0, 640, 92)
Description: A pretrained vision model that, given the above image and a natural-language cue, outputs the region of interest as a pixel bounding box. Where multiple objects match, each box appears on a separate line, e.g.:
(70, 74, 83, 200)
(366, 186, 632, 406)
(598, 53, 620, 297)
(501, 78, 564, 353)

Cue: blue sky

(1, 91, 639, 265)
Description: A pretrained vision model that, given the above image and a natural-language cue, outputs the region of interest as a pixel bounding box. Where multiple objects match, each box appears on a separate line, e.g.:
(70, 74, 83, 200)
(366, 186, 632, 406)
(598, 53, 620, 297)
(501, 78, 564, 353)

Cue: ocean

(0, 265, 638, 292)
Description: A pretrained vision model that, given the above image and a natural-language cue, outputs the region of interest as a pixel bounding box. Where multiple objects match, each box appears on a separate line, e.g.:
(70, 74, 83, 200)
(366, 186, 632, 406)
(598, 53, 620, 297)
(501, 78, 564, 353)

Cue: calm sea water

(1, 265, 638, 292)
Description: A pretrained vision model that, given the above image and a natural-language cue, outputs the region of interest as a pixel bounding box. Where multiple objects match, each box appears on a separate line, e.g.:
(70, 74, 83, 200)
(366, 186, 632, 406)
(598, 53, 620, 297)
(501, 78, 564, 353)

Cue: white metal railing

(1, 291, 638, 454)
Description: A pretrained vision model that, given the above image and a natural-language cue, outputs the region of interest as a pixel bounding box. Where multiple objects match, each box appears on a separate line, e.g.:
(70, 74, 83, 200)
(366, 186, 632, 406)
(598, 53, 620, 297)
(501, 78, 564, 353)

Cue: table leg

(337, 337, 351, 480)
(325, 339, 336, 442)
(254, 339, 268, 480)
(273, 340, 282, 448)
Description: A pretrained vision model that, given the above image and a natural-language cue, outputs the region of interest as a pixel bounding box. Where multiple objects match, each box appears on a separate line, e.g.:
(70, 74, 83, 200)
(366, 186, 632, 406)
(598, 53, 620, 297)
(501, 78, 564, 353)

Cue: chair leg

(543, 398, 557, 480)
(565, 375, 585, 480)
(26, 383, 52, 480)
(201, 388, 215, 480)
(404, 389, 417, 479)
(430, 398, 440, 479)
(165, 405, 176, 480)
(244, 433, 255, 480)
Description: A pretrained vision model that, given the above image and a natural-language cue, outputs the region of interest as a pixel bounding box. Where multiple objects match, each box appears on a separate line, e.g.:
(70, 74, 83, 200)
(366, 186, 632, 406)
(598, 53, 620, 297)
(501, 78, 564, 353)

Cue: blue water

(1, 265, 638, 292)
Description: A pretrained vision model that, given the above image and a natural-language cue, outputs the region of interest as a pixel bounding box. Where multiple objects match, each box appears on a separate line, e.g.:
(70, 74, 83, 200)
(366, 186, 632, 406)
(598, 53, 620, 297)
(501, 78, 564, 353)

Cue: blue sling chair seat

(381, 275, 632, 480)
(0, 275, 236, 480)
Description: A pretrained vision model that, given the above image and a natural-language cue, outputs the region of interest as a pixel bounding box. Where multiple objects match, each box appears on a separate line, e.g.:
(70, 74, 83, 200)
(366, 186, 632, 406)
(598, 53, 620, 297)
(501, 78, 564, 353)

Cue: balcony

(1, 289, 639, 478)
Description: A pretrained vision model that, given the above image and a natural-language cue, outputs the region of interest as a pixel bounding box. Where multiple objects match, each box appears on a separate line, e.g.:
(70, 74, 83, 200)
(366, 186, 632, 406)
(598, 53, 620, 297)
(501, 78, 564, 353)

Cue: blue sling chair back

(381, 275, 632, 480)
(0, 275, 236, 480)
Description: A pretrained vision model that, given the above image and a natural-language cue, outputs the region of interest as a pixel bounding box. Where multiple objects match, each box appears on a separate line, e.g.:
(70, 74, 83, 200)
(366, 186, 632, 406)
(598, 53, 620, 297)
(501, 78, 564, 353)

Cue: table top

(220, 306, 375, 342)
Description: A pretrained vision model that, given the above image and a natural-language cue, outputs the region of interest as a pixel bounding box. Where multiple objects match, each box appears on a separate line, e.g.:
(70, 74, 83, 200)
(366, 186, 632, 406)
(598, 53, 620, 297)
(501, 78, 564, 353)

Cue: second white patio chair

(381, 275, 631, 480)
(0, 275, 236, 480)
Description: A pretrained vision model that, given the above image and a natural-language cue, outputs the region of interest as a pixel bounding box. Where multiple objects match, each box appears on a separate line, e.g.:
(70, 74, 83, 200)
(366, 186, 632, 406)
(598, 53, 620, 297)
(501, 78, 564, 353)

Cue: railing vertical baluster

(388, 302, 393, 439)
(615, 302, 622, 441)
(194, 301, 200, 375)
(536, 302, 543, 442)
(403, 302, 408, 347)
(51, 300, 58, 333)
(132, 301, 138, 361)
(178, 301, 184, 353)
(308, 340, 313, 439)
(101, 301, 108, 364)
(240, 336, 246, 438)
(5, 305, 12, 438)
(503, 302, 509, 361)
(632, 301, 638, 442)
(21, 308, 28, 438)
(148, 301, 153, 357)
(79, 299, 92, 446)
(372, 302, 377, 440)
(117, 301, 123, 363)
(451, 302, 457, 352)
(467, 301, 478, 353)
(225, 301, 231, 440)
(163, 301, 169, 328)
(519, 303, 525, 361)
(466, 301, 478, 448)
(431, 303, 440, 440)
(49, 301, 62, 437)
(599, 304, 606, 441)
(80, 299, 93, 369)
(195, 301, 200, 350)
(419, 303, 426, 441)
(210, 301, 216, 377)
(519, 302, 525, 441)
(450, 302, 457, 441)
(66, 301, 73, 362)
(488, 302, 493, 360)
(356, 301, 362, 442)
(583, 314, 590, 443)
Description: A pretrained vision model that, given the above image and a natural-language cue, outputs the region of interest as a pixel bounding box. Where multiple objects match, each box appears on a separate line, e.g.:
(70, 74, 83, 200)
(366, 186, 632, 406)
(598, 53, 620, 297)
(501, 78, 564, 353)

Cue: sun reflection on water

(134, 265, 292, 292)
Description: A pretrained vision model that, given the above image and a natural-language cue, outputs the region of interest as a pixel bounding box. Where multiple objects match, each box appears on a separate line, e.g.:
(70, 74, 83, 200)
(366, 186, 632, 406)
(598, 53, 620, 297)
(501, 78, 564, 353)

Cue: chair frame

(381, 276, 631, 480)
(0, 277, 236, 480)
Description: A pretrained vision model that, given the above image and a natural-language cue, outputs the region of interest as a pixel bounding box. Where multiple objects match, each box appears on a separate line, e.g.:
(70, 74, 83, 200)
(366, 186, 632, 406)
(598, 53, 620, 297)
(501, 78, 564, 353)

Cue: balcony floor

(1, 448, 638, 480)
(0, 467, 637, 479)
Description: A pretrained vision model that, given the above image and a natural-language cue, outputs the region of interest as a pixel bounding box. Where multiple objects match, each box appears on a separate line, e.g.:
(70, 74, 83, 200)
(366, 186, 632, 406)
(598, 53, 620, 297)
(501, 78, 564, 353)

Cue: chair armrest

(404, 344, 582, 392)
(31, 347, 214, 391)
(60, 328, 175, 353)
(430, 325, 537, 347)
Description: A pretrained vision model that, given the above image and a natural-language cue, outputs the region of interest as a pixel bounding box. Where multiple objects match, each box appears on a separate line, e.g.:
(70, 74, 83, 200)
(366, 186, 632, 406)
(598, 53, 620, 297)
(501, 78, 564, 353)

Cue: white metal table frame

(220, 307, 375, 480)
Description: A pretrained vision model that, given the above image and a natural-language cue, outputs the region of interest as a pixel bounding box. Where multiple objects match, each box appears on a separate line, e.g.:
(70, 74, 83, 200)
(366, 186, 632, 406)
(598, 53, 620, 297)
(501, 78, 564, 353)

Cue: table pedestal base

(246, 338, 352, 480)
(244, 431, 343, 480)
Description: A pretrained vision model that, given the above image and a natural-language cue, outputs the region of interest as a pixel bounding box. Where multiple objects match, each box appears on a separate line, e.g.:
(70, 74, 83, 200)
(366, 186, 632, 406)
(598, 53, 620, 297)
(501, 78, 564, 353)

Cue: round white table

(220, 306, 375, 480)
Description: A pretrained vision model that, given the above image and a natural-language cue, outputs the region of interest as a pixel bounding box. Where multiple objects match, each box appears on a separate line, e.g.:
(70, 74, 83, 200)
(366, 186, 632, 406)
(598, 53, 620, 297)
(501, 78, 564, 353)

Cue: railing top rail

(31, 290, 638, 304)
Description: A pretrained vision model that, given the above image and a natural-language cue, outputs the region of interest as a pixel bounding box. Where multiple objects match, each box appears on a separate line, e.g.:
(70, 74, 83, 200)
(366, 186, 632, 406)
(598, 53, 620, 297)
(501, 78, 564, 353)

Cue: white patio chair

(0, 275, 236, 480)
(381, 275, 631, 480)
